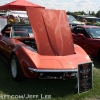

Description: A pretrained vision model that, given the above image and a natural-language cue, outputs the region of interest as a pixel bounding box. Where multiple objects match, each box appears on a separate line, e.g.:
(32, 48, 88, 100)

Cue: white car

(67, 15, 85, 27)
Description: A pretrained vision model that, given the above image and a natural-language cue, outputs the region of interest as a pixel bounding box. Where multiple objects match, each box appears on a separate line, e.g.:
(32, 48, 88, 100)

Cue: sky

(0, 0, 100, 13)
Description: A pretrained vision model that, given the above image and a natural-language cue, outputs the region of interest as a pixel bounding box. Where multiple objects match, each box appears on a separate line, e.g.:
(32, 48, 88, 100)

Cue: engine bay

(18, 38, 37, 52)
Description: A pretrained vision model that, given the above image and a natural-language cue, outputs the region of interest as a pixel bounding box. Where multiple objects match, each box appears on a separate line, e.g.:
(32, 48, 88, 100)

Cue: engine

(19, 38, 37, 52)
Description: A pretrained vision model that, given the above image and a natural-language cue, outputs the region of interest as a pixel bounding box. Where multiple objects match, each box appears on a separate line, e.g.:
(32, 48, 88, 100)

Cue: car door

(0, 26, 14, 59)
(72, 27, 93, 55)
(72, 27, 86, 46)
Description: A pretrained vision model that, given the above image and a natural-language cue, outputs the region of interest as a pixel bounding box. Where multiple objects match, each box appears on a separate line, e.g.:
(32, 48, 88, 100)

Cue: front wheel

(11, 55, 26, 82)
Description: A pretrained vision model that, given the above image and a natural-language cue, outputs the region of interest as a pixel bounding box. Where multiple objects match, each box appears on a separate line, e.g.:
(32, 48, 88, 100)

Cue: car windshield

(68, 15, 76, 22)
(86, 27, 100, 38)
(11, 26, 33, 38)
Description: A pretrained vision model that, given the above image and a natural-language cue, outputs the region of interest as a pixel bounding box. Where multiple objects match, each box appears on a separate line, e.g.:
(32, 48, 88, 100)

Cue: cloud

(30, 0, 98, 13)
(0, 0, 99, 13)
(0, 0, 12, 5)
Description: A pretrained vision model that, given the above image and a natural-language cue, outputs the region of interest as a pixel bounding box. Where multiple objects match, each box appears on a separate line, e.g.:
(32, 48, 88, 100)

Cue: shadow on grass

(0, 59, 78, 99)
(92, 59, 100, 69)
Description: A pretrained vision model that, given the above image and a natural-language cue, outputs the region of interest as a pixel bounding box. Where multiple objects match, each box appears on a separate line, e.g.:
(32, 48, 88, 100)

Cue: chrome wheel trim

(11, 59, 17, 78)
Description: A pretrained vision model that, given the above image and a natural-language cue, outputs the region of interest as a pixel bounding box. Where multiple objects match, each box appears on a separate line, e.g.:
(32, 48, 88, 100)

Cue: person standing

(17, 15, 20, 22)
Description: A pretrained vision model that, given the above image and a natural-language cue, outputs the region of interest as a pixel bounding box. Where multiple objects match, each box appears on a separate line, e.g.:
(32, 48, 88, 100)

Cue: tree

(81, 11, 86, 15)
(67, 11, 71, 15)
(90, 11, 96, 16)
(89, 11, 91, 15)
(96, 10, 100, 18)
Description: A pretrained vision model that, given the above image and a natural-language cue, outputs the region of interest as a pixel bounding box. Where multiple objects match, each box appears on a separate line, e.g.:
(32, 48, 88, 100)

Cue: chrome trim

(38, 77, 62, 79)
(1, 40, 7, 45)
(21, 59, 30, 66)
(10, 27, 13, 38)
(28, 67, 78, 72)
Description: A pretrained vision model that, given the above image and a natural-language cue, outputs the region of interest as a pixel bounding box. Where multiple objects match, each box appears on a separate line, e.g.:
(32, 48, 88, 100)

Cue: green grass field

(0, 59, 100, 100)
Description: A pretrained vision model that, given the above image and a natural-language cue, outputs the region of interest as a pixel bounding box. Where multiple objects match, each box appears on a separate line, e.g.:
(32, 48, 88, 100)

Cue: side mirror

(77, 33, 85, 39)
(77, 33, 84, 36)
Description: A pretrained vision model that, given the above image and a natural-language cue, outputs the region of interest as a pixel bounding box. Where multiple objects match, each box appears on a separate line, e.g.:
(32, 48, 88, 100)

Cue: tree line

(66, 10, 100, 18)
(1, 10, 100, 18)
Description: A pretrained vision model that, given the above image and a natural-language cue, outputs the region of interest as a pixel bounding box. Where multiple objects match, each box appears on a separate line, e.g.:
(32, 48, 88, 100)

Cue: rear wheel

(11, 55, 26, 82)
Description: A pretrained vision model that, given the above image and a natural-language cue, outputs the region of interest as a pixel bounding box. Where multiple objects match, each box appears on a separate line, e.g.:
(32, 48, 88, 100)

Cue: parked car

(67, 15, 85, 27)
(71, 25, 100, 60)
(0, 9, 92, 82)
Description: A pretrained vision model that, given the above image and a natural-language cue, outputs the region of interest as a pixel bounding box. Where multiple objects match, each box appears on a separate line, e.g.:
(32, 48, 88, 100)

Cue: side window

(72, 27, 79, 34)
(77, 28, 88, 37)
(11, 26, 30, 38)
(5, 27, 11, 31)
(73, 27, 86, 36)
(5, 27, 11, 37)
(77, 28, 84, 33)
(1, 26, 11, 37)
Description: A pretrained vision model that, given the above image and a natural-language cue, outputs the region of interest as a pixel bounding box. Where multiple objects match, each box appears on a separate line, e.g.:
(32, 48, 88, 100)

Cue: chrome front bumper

(28, 67, 78, 72)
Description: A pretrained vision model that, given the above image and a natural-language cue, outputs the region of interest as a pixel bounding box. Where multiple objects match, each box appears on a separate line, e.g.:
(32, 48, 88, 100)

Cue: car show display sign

(78, 62, 93, 93)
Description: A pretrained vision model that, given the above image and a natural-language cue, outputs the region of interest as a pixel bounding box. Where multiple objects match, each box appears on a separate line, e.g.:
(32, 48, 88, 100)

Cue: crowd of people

(7, 15, 28, 24)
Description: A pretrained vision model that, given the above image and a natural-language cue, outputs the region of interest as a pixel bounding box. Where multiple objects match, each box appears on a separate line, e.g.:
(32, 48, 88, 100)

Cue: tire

(11, 55, 26, 82)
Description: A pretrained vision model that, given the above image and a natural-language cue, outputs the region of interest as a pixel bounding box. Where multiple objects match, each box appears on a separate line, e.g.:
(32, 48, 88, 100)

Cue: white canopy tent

(6, 11, 28, 17)
(0, 16, 7, 32)
(6, 11, 29, 24)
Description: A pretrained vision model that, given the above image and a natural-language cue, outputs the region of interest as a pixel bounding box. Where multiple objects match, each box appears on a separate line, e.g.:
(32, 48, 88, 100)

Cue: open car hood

(26, 7, 74, 56)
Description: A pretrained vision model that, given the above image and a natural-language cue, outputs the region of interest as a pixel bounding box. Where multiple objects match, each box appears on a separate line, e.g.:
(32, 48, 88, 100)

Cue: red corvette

(72, 25, 100, 60)
(0, 8, 92, 82)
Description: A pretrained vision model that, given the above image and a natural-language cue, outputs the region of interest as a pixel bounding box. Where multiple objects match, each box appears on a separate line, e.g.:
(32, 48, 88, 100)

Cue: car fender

(11, 45, 38, 78)
(74, 44, 90, 60)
